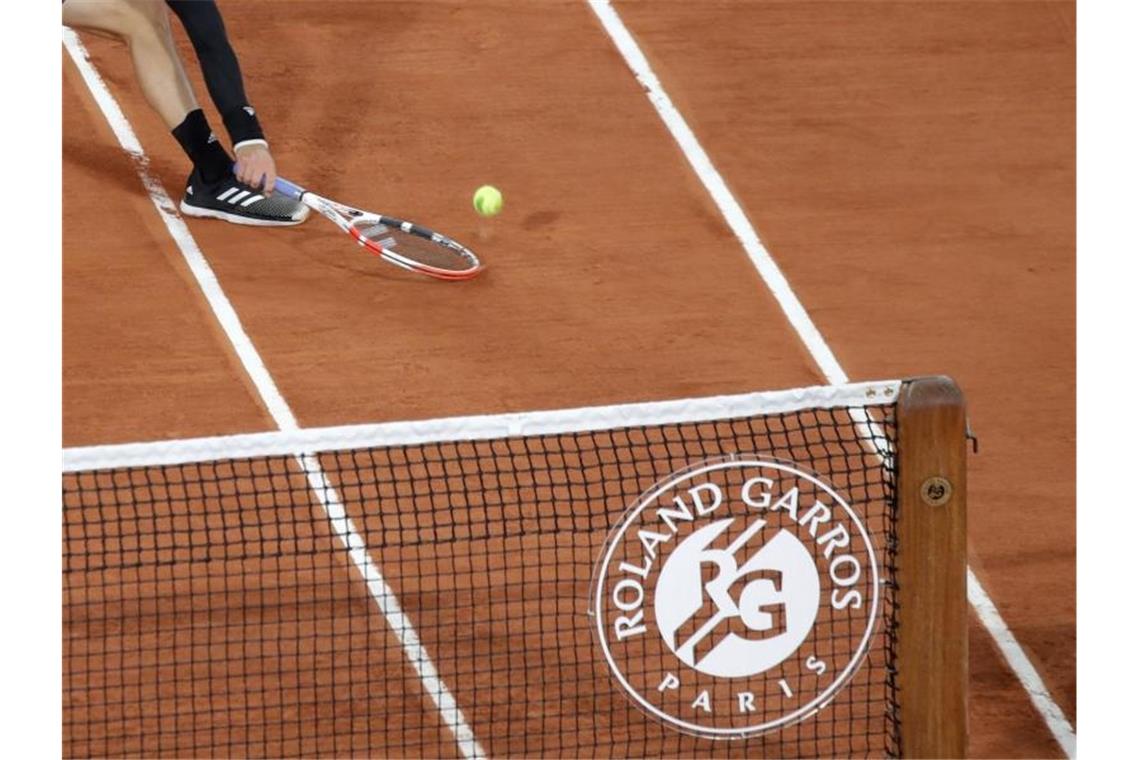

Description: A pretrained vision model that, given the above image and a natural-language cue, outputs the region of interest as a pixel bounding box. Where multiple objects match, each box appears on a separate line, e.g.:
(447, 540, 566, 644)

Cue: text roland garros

(591, 457, 880, 738)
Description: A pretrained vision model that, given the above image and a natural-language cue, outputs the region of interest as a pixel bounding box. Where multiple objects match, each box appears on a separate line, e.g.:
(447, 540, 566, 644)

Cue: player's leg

(64, 0, 233, 188)
(63, 0, 307, 226)
(63, 0, 197, 129)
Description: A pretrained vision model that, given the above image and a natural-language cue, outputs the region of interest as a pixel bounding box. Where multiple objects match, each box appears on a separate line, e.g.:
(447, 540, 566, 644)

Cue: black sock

(172, 109, 231, 184)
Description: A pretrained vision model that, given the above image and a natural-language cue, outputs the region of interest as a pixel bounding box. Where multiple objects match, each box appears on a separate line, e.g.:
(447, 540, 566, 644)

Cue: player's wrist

(234, 139, 270, 154)
(222, 105, 266, 147)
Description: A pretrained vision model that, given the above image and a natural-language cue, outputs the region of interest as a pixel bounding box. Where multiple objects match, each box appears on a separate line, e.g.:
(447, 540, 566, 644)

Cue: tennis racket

(274, 176, 483, 281)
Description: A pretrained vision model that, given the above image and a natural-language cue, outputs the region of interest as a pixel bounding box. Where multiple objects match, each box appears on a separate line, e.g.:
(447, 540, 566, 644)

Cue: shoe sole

(179, 200, 310, 227)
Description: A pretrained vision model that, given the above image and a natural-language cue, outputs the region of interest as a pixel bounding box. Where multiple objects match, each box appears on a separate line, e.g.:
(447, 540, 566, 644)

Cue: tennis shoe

(179, 169, 310, 226)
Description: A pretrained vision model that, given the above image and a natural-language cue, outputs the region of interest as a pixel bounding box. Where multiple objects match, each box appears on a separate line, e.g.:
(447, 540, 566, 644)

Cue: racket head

(347, 215, 483, 281)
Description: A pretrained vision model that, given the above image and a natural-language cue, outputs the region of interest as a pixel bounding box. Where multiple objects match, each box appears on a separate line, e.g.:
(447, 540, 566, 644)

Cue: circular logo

(591, 457, 879, 738)
(921, 476, 953, 507)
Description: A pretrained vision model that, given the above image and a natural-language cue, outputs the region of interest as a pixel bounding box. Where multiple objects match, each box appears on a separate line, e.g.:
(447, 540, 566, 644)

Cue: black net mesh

(63, 404, 900, 758)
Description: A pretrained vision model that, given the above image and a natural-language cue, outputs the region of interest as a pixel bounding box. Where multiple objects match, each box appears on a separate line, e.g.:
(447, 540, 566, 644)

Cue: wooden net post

(896, 376, 969, 758)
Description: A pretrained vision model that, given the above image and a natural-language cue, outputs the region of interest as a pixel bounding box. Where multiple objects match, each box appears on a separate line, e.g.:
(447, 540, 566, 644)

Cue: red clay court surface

(63, 1, 1074, 757)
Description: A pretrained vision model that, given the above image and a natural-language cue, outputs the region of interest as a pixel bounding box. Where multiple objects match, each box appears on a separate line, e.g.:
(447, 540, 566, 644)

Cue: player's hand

(234, 143, 277, 194)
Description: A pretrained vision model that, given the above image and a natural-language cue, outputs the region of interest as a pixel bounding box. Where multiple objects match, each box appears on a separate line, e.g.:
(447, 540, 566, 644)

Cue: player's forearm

(165, 0, 266, 150)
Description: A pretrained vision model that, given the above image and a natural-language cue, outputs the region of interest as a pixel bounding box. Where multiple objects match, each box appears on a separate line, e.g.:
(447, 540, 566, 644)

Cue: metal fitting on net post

(920, 476, 953, 507)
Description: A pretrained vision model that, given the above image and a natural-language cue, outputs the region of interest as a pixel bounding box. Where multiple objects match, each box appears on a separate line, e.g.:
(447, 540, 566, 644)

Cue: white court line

(585, 1, 1078, 755)
(62, 29, 485, 760)
(969, 571, 1078, 757)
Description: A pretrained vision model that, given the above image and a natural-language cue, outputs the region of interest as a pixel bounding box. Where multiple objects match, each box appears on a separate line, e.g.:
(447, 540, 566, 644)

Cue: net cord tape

(64, 380, 901, 472)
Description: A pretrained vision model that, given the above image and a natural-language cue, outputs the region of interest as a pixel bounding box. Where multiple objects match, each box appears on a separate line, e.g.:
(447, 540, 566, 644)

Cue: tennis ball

(473, 185, 503, 217)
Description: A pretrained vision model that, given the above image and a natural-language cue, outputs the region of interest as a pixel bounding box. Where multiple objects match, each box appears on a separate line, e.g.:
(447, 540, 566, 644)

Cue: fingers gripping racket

(274, 176, 483, 281)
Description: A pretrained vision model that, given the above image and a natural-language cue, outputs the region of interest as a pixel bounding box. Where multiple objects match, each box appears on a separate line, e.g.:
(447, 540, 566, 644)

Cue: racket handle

(274, 176, 307, 201)
(229, 162, 307, 200)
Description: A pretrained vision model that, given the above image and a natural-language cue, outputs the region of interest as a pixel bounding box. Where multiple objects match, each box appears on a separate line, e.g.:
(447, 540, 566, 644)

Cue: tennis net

(63, 378, 966, 758)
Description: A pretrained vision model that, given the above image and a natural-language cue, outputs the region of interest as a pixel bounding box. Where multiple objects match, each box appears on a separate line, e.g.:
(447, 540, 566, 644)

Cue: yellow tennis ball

(473, 185, 503, 217)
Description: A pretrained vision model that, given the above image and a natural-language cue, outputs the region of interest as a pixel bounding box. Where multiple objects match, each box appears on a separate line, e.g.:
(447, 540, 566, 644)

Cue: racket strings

(351, 219, 474, 273)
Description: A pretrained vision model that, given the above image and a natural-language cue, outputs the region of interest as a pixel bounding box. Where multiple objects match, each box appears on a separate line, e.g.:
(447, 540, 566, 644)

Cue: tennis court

(62, 1, 1074, 757)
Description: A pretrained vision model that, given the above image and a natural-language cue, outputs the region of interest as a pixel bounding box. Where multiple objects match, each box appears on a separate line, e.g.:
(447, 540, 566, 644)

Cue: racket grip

(229, 162, 306, 199)
(273, 176, 307, 200)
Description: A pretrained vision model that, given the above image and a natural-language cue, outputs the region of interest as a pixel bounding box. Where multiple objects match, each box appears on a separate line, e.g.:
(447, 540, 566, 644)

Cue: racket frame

(275, 177, 483, 281)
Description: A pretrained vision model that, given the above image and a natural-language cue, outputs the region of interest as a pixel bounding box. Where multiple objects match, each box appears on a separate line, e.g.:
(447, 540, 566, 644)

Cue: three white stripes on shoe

(217, 186, 265, 207)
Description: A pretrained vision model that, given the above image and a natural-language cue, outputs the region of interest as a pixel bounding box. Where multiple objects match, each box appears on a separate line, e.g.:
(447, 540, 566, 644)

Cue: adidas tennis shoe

(179, 170, 310, 226)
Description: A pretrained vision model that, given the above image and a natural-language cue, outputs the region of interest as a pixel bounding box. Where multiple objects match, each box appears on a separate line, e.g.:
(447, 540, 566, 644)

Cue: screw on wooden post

(921, 476, 953, 507)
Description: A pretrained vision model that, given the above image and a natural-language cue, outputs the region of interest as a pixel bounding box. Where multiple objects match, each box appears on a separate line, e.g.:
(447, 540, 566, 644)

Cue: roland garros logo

(591, 457, 879, 738)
